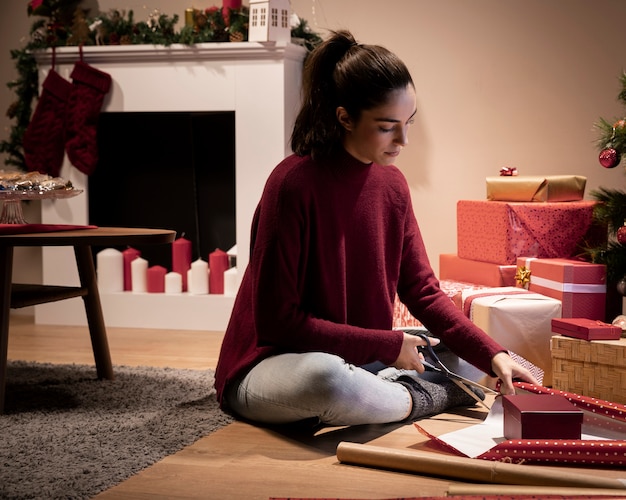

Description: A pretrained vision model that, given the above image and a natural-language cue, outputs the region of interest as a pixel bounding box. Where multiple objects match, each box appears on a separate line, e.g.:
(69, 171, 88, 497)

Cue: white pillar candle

(131, 256, 148, 293)
(165, 271, 183, 294)
(188, 258, 209, 295)
(96, 248, 123, 292)
(224, 266, 238, 296)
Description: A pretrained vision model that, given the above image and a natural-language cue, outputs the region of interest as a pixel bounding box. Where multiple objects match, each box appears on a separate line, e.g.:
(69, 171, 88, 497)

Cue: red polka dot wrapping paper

(416, 383, 626, 466)
(478, 438, 626, 466)
(456, 200, 595, 265)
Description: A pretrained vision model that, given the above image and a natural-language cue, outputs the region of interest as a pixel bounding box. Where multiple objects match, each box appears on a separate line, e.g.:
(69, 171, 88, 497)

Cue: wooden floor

(6, 313, 626, 500)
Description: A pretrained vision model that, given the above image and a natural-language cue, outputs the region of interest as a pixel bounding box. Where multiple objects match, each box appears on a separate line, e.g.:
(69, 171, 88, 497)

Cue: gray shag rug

(0, 361, 234, 500)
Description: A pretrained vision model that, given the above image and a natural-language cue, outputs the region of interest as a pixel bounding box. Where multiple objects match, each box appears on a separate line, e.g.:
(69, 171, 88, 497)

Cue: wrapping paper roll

(335, 442, 626, 489)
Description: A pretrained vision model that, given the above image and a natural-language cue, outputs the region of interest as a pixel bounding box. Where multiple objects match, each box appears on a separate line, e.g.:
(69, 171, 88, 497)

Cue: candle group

(95, 239, 238, 296)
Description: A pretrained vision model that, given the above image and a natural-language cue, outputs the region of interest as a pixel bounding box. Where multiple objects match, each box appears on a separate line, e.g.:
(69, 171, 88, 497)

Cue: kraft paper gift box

(516, 257, 607, 320)
(486, 175, 586, 202)
(551, 317, 622, 341)
(502, 394, 583, 439)
(439, 253, 517, 287)
(456, 200, 595, 265)
(461, 287, 562, 387)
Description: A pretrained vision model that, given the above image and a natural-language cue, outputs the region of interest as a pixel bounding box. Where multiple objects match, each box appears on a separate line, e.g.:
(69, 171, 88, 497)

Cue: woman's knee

(296, 353, 362, 399)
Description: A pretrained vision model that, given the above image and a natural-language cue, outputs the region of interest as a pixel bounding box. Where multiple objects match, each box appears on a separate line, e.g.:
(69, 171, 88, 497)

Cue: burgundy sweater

(214, 150, 505, 405)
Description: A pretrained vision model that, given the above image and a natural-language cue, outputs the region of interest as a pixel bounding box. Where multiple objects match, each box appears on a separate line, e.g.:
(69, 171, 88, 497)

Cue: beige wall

(3, 1, 626, 278)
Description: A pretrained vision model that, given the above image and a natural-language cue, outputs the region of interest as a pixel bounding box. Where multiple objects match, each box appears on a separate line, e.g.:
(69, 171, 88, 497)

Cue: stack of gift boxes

(438, 174, 617, 389)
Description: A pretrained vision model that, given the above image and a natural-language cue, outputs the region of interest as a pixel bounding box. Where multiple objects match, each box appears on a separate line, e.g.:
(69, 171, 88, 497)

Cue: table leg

(73, 245, 114, 380)
(0, 245, 14, 414)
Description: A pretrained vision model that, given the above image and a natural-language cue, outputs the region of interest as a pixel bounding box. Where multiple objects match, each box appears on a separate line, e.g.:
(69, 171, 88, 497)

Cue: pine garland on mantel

(1, 0, 322, 171)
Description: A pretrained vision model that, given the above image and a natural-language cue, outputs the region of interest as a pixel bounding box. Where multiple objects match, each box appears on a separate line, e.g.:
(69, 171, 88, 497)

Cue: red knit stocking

(65, 60, 112, 175)
(23, 69, 72, 177)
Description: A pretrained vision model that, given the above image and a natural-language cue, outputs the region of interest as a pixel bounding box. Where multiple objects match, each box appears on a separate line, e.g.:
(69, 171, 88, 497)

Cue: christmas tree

(583, 71, 626, 315)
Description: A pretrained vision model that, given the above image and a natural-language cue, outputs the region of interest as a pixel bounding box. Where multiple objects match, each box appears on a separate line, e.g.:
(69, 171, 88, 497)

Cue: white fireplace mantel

(34, 42, 305, 331)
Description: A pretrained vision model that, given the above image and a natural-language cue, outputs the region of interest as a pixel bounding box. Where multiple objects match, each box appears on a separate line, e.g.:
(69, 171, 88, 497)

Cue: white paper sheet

(435, 398, 614, 458)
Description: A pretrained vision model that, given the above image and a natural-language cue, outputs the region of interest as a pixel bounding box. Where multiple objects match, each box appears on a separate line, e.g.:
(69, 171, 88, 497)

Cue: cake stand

(0, 188, 83, 224)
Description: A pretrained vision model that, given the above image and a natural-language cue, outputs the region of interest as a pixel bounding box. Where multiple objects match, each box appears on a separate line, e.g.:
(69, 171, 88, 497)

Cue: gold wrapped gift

(486, 175, 586, 202)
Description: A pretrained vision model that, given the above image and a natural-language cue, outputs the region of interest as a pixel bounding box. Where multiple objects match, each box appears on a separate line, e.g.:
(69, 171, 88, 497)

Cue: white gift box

(461, 287, 562, 387)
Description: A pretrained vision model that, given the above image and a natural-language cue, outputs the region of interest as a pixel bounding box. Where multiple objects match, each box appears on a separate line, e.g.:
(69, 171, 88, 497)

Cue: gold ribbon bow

(515, 266, 531, 288)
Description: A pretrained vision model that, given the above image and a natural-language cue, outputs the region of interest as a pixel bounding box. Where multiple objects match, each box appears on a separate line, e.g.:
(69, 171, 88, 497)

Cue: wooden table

(0, 226, 176, 413)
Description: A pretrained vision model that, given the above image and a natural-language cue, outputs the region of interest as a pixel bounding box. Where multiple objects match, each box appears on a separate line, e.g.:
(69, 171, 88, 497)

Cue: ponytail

(291, 30, 414, 160)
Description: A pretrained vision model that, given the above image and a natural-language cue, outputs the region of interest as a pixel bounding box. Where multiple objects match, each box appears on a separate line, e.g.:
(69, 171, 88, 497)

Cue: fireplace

(90, 110, 236, 269)
(33, 42, 305, 330)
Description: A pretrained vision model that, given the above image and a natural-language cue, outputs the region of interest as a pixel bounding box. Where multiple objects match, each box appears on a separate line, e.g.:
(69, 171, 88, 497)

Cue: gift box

(551, 335, 626, 403)
(457, 200, 595, 265)
(551, 317, 622, 341)
(486, 175, 586, 202)
(439, 254, 516, 287)
(502, 394, 583, 439)
(516, 257, 606, 320)
(392, 280, 487, 328)
(461, 287, 562, 386)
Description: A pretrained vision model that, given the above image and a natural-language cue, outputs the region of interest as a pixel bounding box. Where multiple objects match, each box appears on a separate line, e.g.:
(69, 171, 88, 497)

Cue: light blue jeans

(224, 352, 413, 426)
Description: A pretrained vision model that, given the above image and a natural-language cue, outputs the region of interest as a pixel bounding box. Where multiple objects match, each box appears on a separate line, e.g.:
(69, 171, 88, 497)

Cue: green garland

(1, 2, 322, 172)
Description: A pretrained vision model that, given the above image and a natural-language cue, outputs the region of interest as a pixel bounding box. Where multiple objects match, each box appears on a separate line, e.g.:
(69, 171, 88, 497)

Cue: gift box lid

(502, 394, 583, 440)
(551, 317, 622, 341)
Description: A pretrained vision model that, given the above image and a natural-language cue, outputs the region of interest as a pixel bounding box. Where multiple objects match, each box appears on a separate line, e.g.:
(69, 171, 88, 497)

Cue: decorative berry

(599, 147, 621, 168)
(618, 220, 626, 244)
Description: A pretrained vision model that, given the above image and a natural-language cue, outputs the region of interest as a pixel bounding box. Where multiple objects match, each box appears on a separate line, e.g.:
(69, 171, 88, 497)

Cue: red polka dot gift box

(456, 200, 595, 265)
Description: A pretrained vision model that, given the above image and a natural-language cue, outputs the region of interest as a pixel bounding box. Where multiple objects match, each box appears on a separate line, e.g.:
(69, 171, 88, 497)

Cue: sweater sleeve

(396, 196, 507, 375)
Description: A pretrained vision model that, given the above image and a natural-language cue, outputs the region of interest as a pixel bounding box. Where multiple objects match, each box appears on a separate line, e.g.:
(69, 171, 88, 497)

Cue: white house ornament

(248, 0, 290, 43)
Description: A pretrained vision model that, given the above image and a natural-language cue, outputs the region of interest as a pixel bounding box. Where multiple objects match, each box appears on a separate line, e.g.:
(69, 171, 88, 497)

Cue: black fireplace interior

(89, 111, 236, 271)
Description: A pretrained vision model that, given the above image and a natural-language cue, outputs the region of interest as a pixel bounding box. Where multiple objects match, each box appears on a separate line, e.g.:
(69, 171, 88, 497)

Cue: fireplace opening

(89, 111, 236, 270)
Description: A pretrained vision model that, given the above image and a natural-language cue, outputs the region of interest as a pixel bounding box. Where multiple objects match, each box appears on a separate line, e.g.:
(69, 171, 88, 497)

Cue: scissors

(408, 330, 498, 410)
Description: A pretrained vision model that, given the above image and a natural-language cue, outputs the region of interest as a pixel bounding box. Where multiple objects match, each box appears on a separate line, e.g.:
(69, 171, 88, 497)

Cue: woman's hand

(491, 351, 540, 395)
(392, 333, 440, 371)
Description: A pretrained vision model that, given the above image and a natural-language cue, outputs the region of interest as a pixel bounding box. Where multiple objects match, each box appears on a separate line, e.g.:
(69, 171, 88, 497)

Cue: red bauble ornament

(599, 147, 621, 168)
(618, 220, 626, 244)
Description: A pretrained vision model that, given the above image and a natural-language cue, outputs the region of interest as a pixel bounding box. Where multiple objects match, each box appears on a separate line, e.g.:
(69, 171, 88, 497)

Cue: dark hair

(290, 30, 414, 160)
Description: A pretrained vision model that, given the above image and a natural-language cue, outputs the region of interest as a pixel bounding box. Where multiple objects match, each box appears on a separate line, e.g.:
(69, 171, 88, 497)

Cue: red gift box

(551, 317, 622, 341)
(457, 200, 595, 265)
(439, 253, 516, 287)
(502, 394, 583, 440)
(516, 257, 606, 320)
(392, 280, 487, 328)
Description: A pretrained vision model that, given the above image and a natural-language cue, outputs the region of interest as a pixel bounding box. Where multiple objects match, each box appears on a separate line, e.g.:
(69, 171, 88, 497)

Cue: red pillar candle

(122, 247, 141, 291)
(172, 236, 192, 291)
(146, 265, 167, 293)
(223, 0, 242, 10)
(222, 0, 242, 22)
(209, 248, 229, 294)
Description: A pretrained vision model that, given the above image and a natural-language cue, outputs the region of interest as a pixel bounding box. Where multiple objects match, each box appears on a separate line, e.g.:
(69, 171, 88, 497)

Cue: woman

(215, 30, 537, 426)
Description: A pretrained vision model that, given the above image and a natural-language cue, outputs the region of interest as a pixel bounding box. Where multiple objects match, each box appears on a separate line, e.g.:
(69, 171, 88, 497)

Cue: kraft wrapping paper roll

(336, 442, 626, 490)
